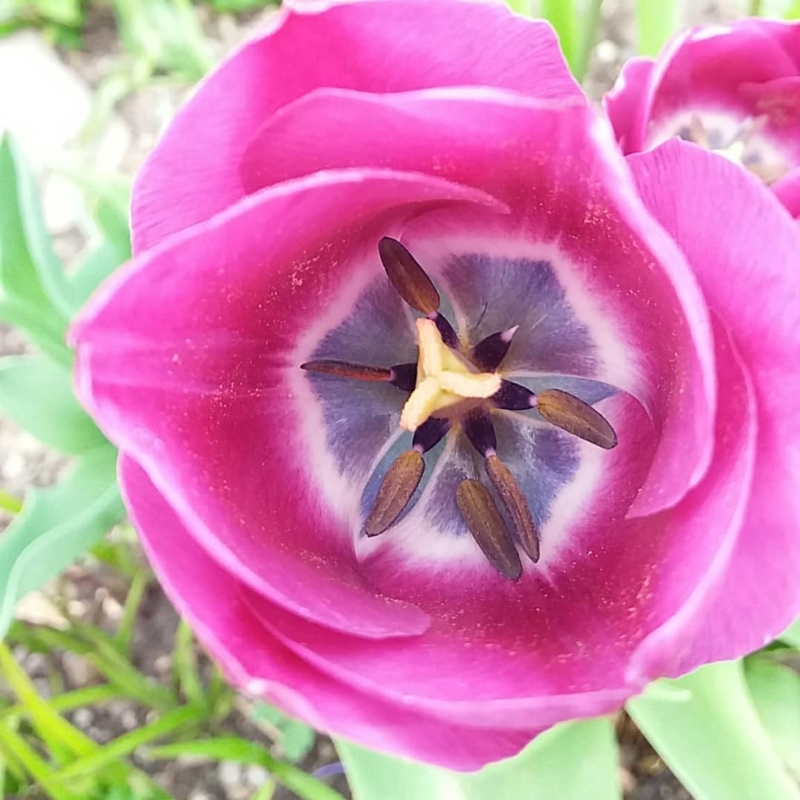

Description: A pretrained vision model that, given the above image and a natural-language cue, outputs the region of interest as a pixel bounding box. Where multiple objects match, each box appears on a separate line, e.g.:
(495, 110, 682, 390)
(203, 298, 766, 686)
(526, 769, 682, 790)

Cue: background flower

(605, 18, 800, 217)
(69, 0, 800, 774)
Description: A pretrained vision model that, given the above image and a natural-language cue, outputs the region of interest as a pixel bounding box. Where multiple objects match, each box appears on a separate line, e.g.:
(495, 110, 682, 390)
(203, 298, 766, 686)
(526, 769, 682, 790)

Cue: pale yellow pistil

(400, 318, 502, 432)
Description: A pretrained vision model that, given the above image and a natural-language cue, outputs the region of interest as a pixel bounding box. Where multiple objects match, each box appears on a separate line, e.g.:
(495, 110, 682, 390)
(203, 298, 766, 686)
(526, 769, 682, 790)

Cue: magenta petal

(131, 0, 579, 252)
(772, 167, 800, 217)
(124, 455, 540, 770)
(603, 57, 654, 154)
(629, 140, 800, 671)
(74, 168, 507, 638)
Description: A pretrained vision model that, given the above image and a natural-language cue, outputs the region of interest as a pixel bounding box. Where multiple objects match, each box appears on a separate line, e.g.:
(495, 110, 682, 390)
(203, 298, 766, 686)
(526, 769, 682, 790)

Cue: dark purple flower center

(301, 239, 619, 580)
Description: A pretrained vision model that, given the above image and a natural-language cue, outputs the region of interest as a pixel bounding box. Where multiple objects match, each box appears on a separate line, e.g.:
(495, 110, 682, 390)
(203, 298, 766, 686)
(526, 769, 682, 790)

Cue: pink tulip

(606, 19, 800, 217)
(72, 0, 800, 770)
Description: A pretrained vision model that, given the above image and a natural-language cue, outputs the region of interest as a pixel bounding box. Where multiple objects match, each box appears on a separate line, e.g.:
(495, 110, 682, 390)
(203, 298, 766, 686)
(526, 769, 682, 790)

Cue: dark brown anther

(389, 363, 418, 393)
(469, 326, 518, 371)
(536, 389, 618, 449)
(462, 409, 497, 458)
(491, 380, 536, 411)
(485, 455, 539, 563)
(378, 237, 440, 314)
(365, 450, 425, 536)
(456, 480, 522, 581)
(301, 360, 393, 382)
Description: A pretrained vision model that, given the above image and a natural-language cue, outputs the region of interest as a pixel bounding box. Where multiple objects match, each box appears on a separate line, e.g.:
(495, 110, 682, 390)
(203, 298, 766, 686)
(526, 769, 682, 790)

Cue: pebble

(245, 764, 269, 787)
(218, 760, 243, 786)
(73, 708, 94, 728)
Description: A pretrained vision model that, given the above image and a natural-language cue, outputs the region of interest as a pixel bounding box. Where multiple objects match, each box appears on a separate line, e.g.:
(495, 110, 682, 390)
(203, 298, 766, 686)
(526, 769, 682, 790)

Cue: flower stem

(0, 489, 22, 515)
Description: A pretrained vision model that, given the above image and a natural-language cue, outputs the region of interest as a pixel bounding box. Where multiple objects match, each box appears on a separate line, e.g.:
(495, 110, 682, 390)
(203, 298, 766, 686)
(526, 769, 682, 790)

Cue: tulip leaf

(627, 661, 800, 800)
(335, 717, 621, 800)
(0, 446, 124, 639)
(745, 659, 800, 781)
(0, 355, 107, 454)
(780, 615, 800, 648)
(252, 702, 316, 763)
(0, 134, 72, 322)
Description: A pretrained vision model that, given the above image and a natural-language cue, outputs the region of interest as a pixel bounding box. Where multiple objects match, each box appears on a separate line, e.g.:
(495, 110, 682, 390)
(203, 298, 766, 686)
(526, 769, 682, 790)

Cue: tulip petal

(131, 0, 580, 252)
(74, 167, 507, 638)
(630, 24, 798, 153)
(240, 88, 716, 517)
(628, 140, 800, 674)
(603, 57, 655, 154)
(772, 167, 800, 218)
(123, 454, 541, 770)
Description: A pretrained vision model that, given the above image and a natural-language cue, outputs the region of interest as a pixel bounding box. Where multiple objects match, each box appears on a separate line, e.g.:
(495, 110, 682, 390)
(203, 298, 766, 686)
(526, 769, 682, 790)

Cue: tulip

(72, 0, 800, 771)
(605, 19, 800, 217)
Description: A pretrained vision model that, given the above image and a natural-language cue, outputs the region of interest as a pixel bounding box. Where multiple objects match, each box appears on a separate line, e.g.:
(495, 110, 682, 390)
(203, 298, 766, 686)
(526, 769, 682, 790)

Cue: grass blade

(634, 0, 678, 57)
(149, 737, 346, 800)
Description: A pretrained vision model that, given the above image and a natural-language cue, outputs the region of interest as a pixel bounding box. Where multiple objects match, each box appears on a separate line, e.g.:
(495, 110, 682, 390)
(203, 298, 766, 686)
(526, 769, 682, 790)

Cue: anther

(469, 326, 519, 371)
(365, 450, 425, 536)
(378, 237, 440, 314)
(485, 455, 539, 563)
(456, 480, 522, 581)
(301, 360, 393, 382)
(536, 389, 617, 449)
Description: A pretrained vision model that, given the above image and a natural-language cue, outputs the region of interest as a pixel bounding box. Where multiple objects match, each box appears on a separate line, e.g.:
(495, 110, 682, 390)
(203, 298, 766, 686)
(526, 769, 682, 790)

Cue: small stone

(188, 792, 213, 800)
(61, 652, 93, 687)
(245, 765, 270, 786)
(120, 709, 138, 730)
(73, 708, 93, 728)
(218, 760, 242, 786)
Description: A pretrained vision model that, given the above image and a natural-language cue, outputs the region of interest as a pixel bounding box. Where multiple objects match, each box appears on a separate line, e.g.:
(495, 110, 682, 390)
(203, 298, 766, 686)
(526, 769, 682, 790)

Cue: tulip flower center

(666, 111, 791, 184)
(300, 238, 620, 580)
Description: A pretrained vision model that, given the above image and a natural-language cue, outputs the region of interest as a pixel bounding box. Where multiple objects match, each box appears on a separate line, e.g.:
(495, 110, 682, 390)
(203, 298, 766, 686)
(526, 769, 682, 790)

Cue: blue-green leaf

(0, 134, 72, 321)
(780, 615, 800, 648)
(336, 717, 621, 800)
(0, 355, 106, 454)
(627, 661, 800, 800)
(0, 447, 124, 639)
(252, 703, 315, 763)
(745, 659, 800, 781)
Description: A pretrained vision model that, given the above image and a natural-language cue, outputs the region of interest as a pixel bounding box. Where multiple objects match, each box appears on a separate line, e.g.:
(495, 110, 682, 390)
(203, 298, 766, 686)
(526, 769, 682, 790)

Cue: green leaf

(0, 355, 106, 453)
(634, 0, 678, 57)
(745, 659, 800, 781)
(252, 702, 316, 763)
(627, 661, 800, 800)
(787, 0, 800, 19)
(148, 737, 345, 800)
(780, 615, 800, 648)
(49, 705, 206, 781)
(0, 447, 124, 639)
(0, 295, 72, 366)
(0, 641, 97, 764)
(0, 134, 72, 320)
(336, 717, 621, 800)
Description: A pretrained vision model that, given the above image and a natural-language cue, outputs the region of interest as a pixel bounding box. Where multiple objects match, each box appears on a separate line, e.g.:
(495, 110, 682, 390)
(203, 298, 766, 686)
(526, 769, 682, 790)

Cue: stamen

(485, 455, 539, 563)
(301, 360, 393, 382)
(469, 326, 519, 371)
(429, 312, 460, 350)
(491, 380, 536, 411)
(365, 450, 425, 536)
(456, 480, 522, 581)
(462, 409, 497, 458)
(378, 237, 440, 314)
(536, 389, 617, 449)
(412, 417, 451, 453)
(389, 363, 418, 393)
